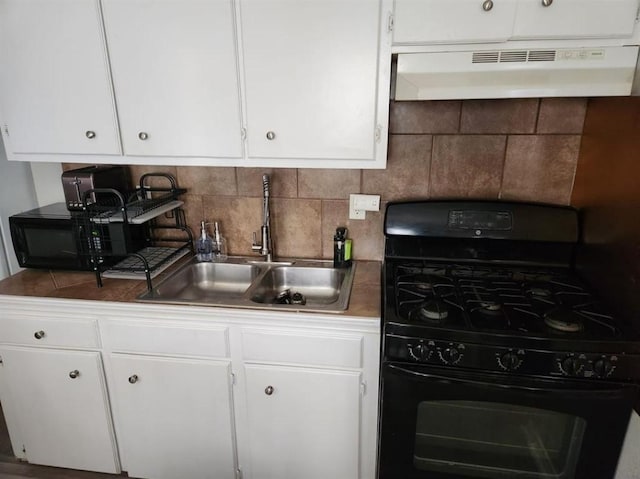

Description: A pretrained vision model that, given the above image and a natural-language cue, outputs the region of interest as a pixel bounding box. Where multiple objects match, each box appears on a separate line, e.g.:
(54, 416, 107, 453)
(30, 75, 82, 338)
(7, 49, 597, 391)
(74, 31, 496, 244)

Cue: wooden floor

(0, 407, 123, 479)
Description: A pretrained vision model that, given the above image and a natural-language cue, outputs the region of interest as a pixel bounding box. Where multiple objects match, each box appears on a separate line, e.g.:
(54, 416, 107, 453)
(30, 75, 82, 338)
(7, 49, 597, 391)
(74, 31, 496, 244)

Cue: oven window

(25, 227, 77, 258)
(414, 400, 586, 479)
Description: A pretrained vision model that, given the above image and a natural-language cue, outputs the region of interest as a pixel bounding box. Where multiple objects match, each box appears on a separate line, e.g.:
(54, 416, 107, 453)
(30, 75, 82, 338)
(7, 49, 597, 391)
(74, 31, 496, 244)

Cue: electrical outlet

(349, 194, 381, 220)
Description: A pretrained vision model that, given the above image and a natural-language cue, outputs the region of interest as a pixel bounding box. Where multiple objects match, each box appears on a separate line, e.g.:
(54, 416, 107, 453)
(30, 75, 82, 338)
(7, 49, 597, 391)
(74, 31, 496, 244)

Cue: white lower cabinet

(0, 299, 379, 479)
(108, 354, 237, 479)
(0, 346, 119, 473)
(244, 364, 362, 479)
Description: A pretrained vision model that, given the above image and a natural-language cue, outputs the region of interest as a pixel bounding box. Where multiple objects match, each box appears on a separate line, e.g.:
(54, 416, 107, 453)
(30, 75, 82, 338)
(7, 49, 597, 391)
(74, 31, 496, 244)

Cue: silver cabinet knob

(34, 330, 45, 340)
(266, 131, 276, 141)
(128, 374, 139, 384)
(85, 130, 96, 139)
(264, 385, 274, 396)
(138, 132, 149, 141)
(69, 370, 80, 379)
(542, 0, 553, 5)
(482, 0, 494, 11)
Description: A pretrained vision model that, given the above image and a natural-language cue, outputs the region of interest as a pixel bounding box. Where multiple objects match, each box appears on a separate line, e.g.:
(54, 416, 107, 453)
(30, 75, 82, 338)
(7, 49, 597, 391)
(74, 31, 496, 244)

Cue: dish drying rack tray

(76, 173, 193, 291)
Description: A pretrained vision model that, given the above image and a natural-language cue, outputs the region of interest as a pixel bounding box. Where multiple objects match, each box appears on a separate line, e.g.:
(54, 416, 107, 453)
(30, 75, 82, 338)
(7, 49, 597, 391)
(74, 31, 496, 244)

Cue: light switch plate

(349, 194, 381, 220)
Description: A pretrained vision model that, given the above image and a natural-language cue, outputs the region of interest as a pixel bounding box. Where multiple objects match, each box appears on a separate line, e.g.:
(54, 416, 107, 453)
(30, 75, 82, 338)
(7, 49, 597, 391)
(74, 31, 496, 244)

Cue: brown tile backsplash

(176, 166, 237, 196)
(537, 98, 587, 134)
(297, 168, 360, 199)
(363, 134, 432, 201)
(63, 98, 586, 261)
(502, 135, 581, 205)
(236, 168, 297, 198)
(430, 135, 506, 199)
(460, 99, 539, 134)
(389, 100, 461, 134)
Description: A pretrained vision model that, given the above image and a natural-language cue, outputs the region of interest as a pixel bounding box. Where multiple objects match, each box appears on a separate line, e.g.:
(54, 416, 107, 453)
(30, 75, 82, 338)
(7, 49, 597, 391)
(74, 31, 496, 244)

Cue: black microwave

(9, 203, 147, 271)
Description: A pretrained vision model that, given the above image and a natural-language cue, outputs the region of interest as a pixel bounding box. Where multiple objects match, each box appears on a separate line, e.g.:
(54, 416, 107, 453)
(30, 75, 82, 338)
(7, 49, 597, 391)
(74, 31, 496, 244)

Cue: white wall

(0, 135, 38, 278)
(30, 162, 64, 205)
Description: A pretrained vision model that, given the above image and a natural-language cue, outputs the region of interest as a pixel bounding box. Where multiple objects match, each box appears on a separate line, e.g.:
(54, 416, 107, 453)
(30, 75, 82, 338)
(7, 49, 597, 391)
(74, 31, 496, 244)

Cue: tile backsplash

(64, 98, 586, 261)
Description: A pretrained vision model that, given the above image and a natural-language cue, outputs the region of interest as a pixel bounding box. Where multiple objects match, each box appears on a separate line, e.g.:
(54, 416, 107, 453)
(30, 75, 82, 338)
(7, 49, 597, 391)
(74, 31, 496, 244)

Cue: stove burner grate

(392, 262, 620, 337)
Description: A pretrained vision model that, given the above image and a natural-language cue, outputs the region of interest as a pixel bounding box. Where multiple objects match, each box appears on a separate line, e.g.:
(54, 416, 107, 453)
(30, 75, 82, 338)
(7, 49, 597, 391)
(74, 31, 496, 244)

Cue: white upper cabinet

(512, 0, 640, 40)
(101, 0, 243, 158)
(239, 0, 385, 165)
(393, 0, 518, 45)
(393, 0, 640, 46)
(0, 0, 120, 156)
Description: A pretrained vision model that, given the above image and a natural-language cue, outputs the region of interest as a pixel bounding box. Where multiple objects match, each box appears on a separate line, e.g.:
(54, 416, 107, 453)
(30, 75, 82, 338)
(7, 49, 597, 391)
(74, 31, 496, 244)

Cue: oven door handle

(385, 363, 628, 394)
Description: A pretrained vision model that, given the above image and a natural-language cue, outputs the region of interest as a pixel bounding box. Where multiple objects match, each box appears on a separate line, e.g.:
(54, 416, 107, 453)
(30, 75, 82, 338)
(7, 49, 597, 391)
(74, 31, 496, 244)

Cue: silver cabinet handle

(542, 0, 553, 5)
(264, 385, 274, 396)
(482, 0, 494, 10)
(69, 370, 80, 379)
(266, 131, 276, 141)
(128, 374, 139, 384)
(34, 330, 45, 340)
(138, 132, 149, 141)
(85, 130, 96, 139)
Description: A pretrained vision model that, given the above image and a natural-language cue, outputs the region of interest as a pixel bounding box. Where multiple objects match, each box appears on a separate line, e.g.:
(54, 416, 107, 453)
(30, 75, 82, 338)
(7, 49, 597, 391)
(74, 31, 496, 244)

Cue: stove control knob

(594, 358, 614, 378)
(439, 345, 463, 365)
(408, 343, 431, 361)
(561, 356, 586, 376)
(499, 352, 521, 371)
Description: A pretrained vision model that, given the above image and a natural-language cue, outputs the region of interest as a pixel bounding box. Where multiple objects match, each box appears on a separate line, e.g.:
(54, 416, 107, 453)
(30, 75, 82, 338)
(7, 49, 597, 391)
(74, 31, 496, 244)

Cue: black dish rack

(75, 173, 193, 291)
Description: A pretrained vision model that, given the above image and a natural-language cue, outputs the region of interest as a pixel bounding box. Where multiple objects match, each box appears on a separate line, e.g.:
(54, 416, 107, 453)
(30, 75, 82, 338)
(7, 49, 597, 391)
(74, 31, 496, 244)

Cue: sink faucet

(252, 174, 273, 262)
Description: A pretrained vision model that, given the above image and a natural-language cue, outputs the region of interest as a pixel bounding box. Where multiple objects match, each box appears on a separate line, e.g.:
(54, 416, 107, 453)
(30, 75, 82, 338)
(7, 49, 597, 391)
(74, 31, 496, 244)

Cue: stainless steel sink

(138, 257, 356, 312)
(249, 266, 346, 306)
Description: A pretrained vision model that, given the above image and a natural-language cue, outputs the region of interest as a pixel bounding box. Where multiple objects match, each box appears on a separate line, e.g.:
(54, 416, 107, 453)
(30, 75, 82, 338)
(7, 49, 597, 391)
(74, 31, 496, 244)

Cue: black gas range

(378, 200, 640, 479)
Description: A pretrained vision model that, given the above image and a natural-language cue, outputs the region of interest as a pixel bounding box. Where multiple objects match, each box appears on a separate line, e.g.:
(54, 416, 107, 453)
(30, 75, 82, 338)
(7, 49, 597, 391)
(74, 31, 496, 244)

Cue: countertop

(0, 258, 382, 318)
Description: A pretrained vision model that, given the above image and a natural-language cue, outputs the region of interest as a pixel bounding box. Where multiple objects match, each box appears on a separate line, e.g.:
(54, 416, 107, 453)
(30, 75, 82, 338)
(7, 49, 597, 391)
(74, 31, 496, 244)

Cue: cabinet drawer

(242, 330, 363, 369)
(0, 316, 100, 349)
(102, 321, 229, 358)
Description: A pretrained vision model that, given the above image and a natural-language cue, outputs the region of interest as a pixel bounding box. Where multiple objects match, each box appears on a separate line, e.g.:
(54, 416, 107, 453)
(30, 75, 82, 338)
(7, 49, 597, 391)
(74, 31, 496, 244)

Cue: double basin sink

(138, 257, 356, 313)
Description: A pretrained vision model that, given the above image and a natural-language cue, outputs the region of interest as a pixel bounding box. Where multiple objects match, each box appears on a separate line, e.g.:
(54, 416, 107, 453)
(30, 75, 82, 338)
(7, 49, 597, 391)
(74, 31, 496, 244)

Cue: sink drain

(274, 290, 306, 305)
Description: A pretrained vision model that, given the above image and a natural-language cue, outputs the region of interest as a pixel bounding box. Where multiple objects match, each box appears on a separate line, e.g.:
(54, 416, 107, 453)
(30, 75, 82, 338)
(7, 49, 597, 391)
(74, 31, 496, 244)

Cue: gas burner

(544, 308, 584, 333)
(415, 282, 434, 292)
(418, 299, 449, 322)
(479, 300, 502, 313)
(527, 286, 553, 298)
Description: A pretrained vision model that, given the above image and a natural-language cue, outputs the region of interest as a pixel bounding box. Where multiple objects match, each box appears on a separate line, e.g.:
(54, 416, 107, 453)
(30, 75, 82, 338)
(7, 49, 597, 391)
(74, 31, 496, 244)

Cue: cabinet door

(240, 0, 380, 161)
(0, 0, 120, 156)
(512, 0, 639, 40)
(244, 364, 361, 479)
(393, 0, 518, 45)
(109, 354, 236, 479)
(102, 0, 243, 158)
(0, 346, 119, 473)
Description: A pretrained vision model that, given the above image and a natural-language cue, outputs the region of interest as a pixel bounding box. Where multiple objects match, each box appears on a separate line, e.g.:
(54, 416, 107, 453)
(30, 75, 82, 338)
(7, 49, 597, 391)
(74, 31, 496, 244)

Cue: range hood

(395, 46, 640, 100)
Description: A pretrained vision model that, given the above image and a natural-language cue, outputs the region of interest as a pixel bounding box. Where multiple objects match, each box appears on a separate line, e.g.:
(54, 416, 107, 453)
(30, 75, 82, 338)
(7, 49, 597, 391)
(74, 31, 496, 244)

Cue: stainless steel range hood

(394, 46, 640, 100)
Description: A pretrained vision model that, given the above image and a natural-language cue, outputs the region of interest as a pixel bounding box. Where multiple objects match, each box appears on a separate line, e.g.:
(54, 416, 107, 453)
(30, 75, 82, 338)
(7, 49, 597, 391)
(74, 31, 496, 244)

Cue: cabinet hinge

(241, 128, 247, 141)
(2, 124, 8, 136)
(360, 381, 367, 396)
(0, 355, 3, 365)
(22, 445, 26, 454)
(230, 372, 237, 386)
(235, 467, 243, 479)
(387, 13, 394, 33)
(375, 125, 382, 143)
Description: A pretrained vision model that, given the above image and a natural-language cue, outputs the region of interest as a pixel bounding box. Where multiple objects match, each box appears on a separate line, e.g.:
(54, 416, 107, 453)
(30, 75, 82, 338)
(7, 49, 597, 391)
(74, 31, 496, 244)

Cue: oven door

(379, 362, 637, 479)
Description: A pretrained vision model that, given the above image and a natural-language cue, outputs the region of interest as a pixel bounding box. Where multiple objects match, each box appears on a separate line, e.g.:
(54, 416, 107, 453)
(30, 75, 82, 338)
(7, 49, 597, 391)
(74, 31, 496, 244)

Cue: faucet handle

(251, 231, 262, 251)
